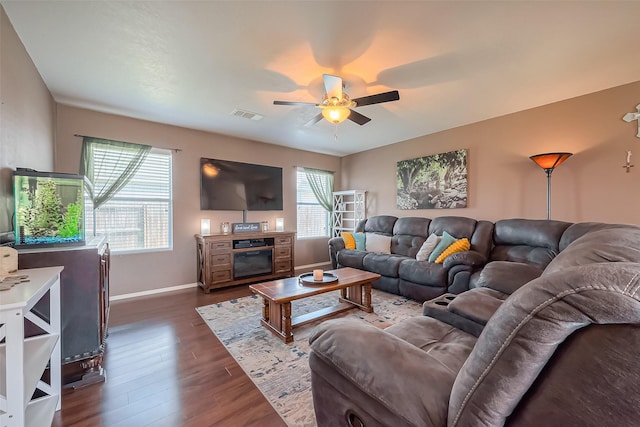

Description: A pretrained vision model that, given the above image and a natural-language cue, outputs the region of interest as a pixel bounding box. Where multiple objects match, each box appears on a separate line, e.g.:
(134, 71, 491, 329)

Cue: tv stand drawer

(275, 260, 292, 274)
(274, 246, 291, 258)
(210, 270, 232, 283)
(210, 253, 231, 269)
(209, 241, 232, 252)
(275, 236, 292, 246)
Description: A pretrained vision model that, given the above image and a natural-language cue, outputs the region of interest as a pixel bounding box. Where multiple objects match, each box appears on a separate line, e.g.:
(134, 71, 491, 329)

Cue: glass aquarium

(13, 170, 86, 248)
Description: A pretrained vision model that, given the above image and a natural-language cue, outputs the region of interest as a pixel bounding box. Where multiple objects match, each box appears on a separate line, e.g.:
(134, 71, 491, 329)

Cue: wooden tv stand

(195, 231, 295, 293)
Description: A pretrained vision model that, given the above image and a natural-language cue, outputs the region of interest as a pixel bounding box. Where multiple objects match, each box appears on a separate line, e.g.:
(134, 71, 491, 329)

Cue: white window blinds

(85, 148, 172, 252)
(296, 169, 330, 238)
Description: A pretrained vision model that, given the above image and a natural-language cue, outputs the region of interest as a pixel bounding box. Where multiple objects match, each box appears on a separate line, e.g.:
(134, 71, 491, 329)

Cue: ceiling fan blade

(323, 74, 343, 100)
(352, 90, 400, 107)
(348, 109, 371, 126)
(274, 100, 318, 106)
(304, 113, 324, 127)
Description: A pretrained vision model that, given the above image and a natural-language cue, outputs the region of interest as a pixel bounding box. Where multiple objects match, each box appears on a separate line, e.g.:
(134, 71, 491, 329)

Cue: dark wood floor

(52, 285, 287, 427)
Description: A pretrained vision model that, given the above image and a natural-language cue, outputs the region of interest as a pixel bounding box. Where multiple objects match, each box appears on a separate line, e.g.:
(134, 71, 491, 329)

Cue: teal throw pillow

(428, 231, 458, 262)
(353, 232, 366, 251)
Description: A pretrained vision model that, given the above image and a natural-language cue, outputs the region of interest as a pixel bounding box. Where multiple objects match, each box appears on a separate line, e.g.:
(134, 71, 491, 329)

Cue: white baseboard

(110, 282, 198, 301)
(110, 262, 332, 301)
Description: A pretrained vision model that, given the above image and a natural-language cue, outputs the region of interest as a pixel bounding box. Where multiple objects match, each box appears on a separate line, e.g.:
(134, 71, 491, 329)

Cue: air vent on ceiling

(231, 109, 264, 121)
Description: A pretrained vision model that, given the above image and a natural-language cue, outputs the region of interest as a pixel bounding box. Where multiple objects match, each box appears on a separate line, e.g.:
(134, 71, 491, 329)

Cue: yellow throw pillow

(341, 232, 356, 249)
(435, 238, 470, 264)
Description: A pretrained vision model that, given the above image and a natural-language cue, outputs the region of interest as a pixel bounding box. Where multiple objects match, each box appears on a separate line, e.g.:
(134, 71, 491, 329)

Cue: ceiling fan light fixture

(320, 92, 355, 124)
(322, 107, 351, 124)
(273, 74, 399, 127)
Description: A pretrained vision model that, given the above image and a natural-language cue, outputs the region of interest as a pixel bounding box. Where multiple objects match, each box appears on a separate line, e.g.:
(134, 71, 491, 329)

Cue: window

(85, 147, 172, 253)
(296, 168, 333, 238)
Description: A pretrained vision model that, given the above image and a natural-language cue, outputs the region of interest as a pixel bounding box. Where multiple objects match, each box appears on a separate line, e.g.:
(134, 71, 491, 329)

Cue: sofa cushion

(447, 287, 509, 326)
(310, 317, 475, 427)
(392, 234, 428, 258)
(416, 233, 440, 261)
(391, 217, 430, 257)
(559, 222, 633, 251)
(362, 215, 397, 235)
(336, 249, 367, 270)
(353, 232, 366, 251)
(435, 238, 470, 264)
(545, 227, 640, 276)
(392, 216, 430, 238)
(477, 261, 544, 294)
(341, 232, 356, 249)
(494, 219, 571, 250)
(448, 262, 640, 427)
(429, 231, 458, 262)
(365, 233, 392, 254)
(422, 294, 485, 337)
(363, 253, 408, 277)
(490, 219, 571, 270)
(399, 259, 447, 286)
(429, 216, 478, 240)
(385, 316, 476, 371)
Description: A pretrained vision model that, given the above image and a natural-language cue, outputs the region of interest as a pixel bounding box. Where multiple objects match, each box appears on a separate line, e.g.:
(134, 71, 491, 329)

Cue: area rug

(196, 289, 421, 427)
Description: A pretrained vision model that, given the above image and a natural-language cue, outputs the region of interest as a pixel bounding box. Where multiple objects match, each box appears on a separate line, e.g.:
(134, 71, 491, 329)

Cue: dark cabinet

(18, 236, 110, 387)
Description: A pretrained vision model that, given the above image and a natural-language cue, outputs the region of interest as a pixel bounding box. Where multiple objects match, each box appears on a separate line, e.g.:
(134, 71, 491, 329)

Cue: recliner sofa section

(329, 215, 494, 302)
(424, 221, 640, 336)
(310, 220, 640, 427)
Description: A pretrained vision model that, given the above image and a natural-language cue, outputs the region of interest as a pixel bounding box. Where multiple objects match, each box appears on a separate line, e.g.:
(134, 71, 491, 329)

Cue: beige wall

(6, 0, 639, 294)
(54, 105, 340, 296)
(341, 81, 640, 225)
(0, 6, 56, 241)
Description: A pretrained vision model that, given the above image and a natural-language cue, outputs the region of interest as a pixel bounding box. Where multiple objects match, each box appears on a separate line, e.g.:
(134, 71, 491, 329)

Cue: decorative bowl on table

(298, 272, 338, 285)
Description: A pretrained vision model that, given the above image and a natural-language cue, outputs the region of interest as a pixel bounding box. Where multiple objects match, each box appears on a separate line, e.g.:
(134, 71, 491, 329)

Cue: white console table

(0, 266, 63, 427)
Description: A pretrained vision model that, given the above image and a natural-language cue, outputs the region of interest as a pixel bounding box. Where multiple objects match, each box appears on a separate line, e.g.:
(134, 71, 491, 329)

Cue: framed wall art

(396, 149, 467, 209)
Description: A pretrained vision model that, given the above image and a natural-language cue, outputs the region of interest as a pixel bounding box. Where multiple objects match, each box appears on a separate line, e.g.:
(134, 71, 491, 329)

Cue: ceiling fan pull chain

(334, 124, 338, 142)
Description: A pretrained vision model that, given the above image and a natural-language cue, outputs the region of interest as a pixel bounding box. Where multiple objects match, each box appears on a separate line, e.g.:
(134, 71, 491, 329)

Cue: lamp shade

(200, 219, 211, 235)
(529, 152, 573, 171)
(321, 107, 351, 124)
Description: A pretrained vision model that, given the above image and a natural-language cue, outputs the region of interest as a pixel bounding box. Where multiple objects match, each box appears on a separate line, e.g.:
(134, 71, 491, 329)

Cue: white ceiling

(3, 1, 640, 157)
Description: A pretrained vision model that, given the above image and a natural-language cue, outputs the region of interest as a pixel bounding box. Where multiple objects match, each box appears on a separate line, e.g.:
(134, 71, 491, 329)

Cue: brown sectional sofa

(312, 217, 640, 426)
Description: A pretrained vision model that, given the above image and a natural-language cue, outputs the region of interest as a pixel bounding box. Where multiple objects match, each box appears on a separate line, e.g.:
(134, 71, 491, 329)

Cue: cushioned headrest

(393, 217, 430, 237)
(429, 216, 477, 239)
(363, 215, 397, 235)
(559, 222, 639, 251)
(494, 219, 571, 250)
(545, 227, 640, 276)
(449, 262, 640, 426)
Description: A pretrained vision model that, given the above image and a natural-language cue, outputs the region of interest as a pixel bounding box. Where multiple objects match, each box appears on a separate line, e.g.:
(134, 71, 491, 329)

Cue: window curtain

(303, 167, 334, 212)
(79, 137, 152, 209)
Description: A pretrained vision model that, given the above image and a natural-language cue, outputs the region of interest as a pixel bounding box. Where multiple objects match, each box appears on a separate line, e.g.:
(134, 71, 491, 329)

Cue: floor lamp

(529, 152, 573, 220)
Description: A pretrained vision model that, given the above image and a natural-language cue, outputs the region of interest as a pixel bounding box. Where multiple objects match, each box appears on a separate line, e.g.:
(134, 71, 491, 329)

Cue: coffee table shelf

(249, 268, 380, 343)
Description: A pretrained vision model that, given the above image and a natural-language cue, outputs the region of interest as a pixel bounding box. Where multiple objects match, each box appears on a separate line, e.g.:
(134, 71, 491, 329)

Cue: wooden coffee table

(249, 267, 381, 343)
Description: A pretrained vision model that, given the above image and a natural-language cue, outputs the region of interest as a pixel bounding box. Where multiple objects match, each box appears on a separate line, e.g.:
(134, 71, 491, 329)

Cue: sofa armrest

(309, 318, 461, 427)
(443, 250, 487, 269)
(328, 236, 345, 269)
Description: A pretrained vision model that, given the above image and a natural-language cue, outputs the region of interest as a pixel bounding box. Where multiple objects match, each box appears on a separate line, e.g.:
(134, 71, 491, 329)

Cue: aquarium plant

(14, 173, 85, 246)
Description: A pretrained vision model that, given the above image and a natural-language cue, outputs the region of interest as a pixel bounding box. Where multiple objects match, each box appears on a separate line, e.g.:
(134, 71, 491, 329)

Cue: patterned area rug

(196, 289, 421, 426)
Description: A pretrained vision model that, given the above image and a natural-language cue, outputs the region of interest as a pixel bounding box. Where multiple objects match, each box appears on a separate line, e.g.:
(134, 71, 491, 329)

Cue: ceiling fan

(273, 74, 400, 127)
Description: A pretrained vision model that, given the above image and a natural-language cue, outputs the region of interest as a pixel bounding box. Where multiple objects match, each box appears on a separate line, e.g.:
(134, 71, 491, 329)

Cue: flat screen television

(13, 169, 86, 248)
(200, 158, 283, 211)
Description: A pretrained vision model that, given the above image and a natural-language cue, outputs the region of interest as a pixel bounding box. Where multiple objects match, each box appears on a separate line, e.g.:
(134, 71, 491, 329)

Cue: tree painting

(397, 149, 467, 209)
